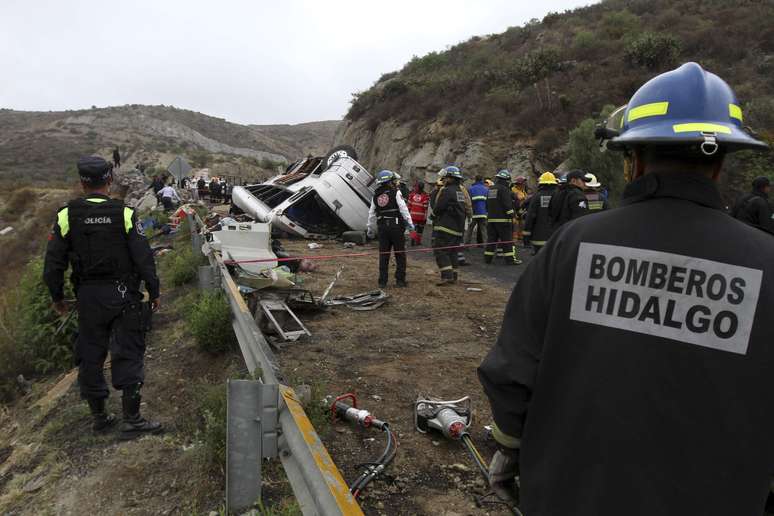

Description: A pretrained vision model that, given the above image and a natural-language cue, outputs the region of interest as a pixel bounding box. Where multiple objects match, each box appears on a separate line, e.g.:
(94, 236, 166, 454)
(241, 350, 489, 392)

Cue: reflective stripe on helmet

(673, 123, 732, 134)
(729, 104, 743, 122)
(627, 101, 669, 122)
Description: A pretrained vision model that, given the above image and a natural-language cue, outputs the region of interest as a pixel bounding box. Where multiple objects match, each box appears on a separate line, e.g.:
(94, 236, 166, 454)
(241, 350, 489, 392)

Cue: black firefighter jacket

(732, 191, 773, 234)
(478, 172, 774, 516)
(523, 184, 557, 246)
(549, 184, 588, 228)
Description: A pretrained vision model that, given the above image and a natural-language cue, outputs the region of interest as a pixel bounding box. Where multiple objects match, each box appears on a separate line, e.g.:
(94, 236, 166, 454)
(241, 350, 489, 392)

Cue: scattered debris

(257, 298, 311, 342)
(208, 221, 278, 275)
(466, 287, 483, 292)
(324, 290, 389, 311)
(308, 242, 323, 250)
(0, 226, 13, 236)
(343, 242, 356, 249)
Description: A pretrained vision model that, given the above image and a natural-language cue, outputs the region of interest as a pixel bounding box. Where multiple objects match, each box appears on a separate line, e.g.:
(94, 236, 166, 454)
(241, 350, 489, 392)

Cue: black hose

(350, 424, 397, 497)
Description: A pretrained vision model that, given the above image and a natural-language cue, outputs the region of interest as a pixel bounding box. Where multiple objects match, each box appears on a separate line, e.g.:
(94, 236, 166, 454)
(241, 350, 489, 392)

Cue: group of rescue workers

(366, 160, 614, 286)
(41, 61, 774, 515)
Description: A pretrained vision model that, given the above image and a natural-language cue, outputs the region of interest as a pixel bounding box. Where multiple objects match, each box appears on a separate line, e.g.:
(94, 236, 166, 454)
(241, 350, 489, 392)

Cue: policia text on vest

(570, 243, 762, 355)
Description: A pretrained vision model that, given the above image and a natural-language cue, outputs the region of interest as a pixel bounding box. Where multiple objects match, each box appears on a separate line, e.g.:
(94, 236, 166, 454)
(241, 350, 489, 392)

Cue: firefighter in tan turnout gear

(478, 62, 774, 515)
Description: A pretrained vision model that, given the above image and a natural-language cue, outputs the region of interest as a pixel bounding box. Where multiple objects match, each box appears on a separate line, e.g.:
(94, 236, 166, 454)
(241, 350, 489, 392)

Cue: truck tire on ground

(341, 230, 367, 245)
(324, 145, 359, 169)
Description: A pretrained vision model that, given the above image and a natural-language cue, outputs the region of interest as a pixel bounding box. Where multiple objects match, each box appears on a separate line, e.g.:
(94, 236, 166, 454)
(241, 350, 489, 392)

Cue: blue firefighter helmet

(442, 165, 463, 180)
(607, 62, 768, 155)
(496, 169, 511, 180)
(376, 170, 396, 184)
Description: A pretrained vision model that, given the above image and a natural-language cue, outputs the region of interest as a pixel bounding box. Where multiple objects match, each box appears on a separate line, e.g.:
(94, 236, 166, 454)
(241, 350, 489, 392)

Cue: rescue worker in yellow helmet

(479, 62, 773, 515)
(523, 172, 559, 255)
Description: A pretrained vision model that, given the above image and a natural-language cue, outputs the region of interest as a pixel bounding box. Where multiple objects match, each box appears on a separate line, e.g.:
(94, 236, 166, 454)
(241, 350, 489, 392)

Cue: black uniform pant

(433, 231, 462, 280)
(378, 223, 406, 284)
(485, 222, 517, 263)
(75, 283, 148, 400)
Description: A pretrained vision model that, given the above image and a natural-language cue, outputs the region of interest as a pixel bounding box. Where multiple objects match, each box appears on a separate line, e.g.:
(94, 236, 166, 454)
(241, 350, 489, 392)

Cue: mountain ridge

(0, 105, 340, 183)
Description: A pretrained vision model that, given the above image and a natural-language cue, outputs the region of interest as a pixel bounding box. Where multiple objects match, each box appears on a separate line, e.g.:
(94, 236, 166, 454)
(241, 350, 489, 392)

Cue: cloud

(0, 0, 594, 124)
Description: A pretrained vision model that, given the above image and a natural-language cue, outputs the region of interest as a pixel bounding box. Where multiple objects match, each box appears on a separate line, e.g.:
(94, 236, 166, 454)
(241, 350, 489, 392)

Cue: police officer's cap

(752, 176, 771, 190)
(77, 156, 113, 184)
(565, 170, 588, 182)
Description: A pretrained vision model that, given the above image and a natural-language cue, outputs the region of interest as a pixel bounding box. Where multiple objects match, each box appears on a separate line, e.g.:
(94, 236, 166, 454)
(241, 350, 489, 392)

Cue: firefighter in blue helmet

(367, 170, 414, 288)
(479, 63, 773, 516)
(484, 169, 521, 265)
(431, 166, 467, 285)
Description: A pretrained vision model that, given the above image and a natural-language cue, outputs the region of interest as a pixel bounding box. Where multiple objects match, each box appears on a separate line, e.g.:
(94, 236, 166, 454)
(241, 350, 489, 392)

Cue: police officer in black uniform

(43, 156, 162, 440)
(731, 176, 773, 233)
(548, 169, 589, 229)
(367, 170, 414, 288)
(478, 63, 774, 516)
(485, 169, 521, 265)
(431, 166, 467, 285)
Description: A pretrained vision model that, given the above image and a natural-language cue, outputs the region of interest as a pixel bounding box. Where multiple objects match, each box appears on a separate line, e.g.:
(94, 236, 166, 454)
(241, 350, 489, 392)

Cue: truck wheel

(324, 145, 358, 169)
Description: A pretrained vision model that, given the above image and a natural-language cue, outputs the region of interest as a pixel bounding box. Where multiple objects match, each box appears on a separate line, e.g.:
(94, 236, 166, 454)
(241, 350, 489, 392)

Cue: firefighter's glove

(367, 229, 375, 240)
(488, 447, 520, 505)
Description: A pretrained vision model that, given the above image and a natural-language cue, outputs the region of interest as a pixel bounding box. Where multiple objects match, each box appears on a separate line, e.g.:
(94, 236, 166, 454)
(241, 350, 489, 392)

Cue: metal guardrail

(187, 212, 364, 516)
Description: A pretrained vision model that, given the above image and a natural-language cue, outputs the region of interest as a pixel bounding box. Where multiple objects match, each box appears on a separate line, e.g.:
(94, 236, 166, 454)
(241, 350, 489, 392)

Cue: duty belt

(377, 216, 401, 226)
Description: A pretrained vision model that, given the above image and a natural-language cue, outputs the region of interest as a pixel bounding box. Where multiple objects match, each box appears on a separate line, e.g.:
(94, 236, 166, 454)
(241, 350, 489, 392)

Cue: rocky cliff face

(335, 119, 561, 185)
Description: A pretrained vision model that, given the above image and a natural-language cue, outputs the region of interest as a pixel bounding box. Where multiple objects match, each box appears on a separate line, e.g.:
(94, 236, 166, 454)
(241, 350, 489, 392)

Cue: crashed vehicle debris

(231, 145, 376, 238)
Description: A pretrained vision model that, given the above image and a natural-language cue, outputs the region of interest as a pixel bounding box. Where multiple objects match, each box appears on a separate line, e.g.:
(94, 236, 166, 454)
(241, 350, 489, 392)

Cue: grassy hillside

(346, 0, 774, 195)
(0, 105, 340, 184)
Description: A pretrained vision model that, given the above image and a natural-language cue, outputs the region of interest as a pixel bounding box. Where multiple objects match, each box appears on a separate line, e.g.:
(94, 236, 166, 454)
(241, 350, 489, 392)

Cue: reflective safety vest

(61, 197, 135, 282)
(407, 190, 429, 224)
(585, 191, 608, 212)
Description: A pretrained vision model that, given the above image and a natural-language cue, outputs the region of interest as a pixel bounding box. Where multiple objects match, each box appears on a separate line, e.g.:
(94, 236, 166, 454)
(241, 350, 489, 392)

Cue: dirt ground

(272, 238, 528, 515)
(0, 215, 531, 515)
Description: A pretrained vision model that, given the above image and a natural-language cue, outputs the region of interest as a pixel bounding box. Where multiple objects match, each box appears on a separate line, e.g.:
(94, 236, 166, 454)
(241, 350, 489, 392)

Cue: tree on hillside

(567, 105, 625, 203)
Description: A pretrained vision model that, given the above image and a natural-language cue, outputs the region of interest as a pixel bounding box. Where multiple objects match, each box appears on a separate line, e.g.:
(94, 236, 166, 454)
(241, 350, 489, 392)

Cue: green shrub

(624, 32, 681, 69)
(197, 381, 228, 471)
(0, 258, 76, 400)
(573, 30, 597, 52)
(567, 106, 625, 203)
(161, 245, 198, 287)
(187, 291, 237, 353)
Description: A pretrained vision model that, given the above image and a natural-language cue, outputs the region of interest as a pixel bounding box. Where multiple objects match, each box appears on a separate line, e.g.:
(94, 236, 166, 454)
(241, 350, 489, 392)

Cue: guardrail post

(227, 380, 272, 513)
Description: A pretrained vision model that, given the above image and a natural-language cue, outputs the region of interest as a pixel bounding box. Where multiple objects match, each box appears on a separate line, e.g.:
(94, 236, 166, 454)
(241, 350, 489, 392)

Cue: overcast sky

(1, 0, 594, 125)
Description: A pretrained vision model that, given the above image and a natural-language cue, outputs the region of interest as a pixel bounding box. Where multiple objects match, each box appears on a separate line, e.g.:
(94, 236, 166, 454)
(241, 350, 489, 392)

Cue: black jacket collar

(621, 172, 725, 211)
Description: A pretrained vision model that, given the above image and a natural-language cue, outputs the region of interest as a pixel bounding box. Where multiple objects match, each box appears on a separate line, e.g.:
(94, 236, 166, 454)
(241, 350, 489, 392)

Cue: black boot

(87, 398, 116, 433)
(120, 385, 163, 441)
(396, 280, 408, 288)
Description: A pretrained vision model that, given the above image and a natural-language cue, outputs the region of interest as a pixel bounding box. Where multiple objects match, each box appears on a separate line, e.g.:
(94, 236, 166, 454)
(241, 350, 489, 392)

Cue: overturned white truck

(231, 145, 375, 238)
